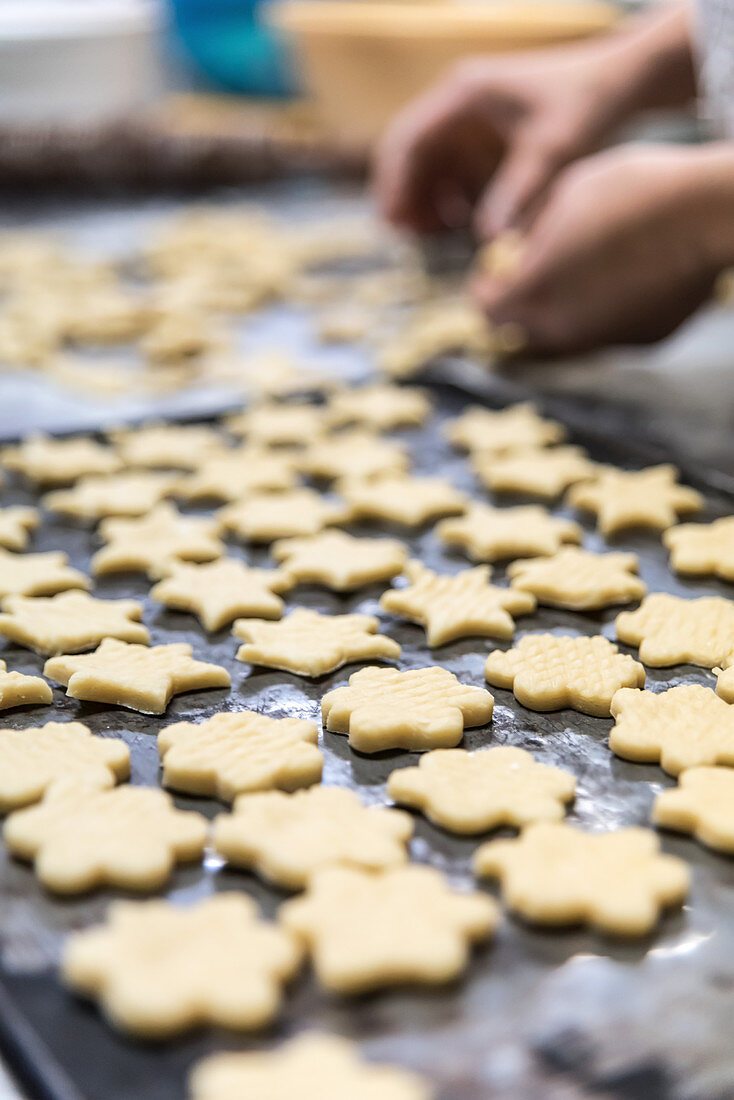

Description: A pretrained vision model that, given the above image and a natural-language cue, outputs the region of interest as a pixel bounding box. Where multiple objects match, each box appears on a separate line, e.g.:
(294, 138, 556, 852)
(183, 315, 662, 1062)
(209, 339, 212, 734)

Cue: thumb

(474, 141, 558, 238)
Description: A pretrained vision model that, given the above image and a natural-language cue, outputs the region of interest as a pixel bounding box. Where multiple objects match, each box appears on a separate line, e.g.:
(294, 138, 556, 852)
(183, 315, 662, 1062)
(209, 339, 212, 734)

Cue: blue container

(169, 0, 297, 98)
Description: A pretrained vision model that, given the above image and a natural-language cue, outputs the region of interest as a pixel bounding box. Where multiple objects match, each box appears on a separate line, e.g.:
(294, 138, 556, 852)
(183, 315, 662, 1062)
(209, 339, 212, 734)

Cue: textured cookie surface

(2, 433, 122, 484)
(0, 660, 52, 712)
(437, 504, 582, 562)
(272, 530, 408, 591)
(568, 464, 703, 535)
(474, 823, 689, 935)
(508, 548, 645, 610)
(473, 446, 596, 499)
(0, 549, 89, 598)
(445, 403, 564, 455)
(92, 502, 224, 577)
(44, 472, 178, 520)
(653, 766, 734, 853)
(219, 489, 350, 542)
(664, 517, 734, 580)
(342, 475, 467, 527)
(150, 558, 291, 631)
(485, 634, 645, 716)
(615, 593, 734, 667)
(0, 592, 148, 655)
(387, 746, 575, 834)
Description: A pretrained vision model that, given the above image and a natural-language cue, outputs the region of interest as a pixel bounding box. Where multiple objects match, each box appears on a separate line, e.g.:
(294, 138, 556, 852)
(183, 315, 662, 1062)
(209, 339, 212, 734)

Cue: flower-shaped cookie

(615, 593, 734, 668)
(436, 504, 582, 562)
(653, 766, 734, 853)
(150, 558, 292, 631)
(280, 865, 497, 992)
(0, 720, 129, 812)
(0, 592, 149, 655)
(234, 609, 401, 677)
(61, 894, 302, 1036)
(664, 516, 734, 581)
(304, 430, 409, 482)
(91, 502, 224, 578)
(225, 403, 326, 446)
(326, 383, 431, 431)
(158, 710, 322, 800)
(485, 634, 645, 717)
(272, 530, 408, 591)
(387, 746, 576, 834)
(109, 421, 223, 469)
(219, 489, 350, 542)
(45, 639, 230, 714)
(175, 449, 297, 502)
(214, 786, 413, 889)
(5, 785, 207, 893)
(609, 684, 734, 774)
(445, 402, 565, 455)
(473, 823, 689, 935)
(2, 433, 122, 485)
(341, 475, 467, 527)
(508, 548, 646, 610)
(380, 561, 535, 646)
(0, 549, 89, 598)
(472, 446, 596, 499)
(322, 665, 494, 752)
(0, 506, 39, 551)
(43, 471, 178, 520)
(189, 1032, 432, 1100)
(567, 464, 703, 536)
(0, 660, 52, 712)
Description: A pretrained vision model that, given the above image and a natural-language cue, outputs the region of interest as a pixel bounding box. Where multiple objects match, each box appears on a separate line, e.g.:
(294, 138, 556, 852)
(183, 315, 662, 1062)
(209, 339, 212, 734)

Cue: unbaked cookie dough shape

(45, 639, 230, 714)
(664, 516, 734, 581)
(214, 786, 413, 889)
(341, 475, 467, 527)
(303, 430, 410, 482)
(508, 548, 646, 610)
(436, 504, 582, 562)
(0, 720, 129, 812)
(380, 561, 536, 646)
(322, 665, 494, 753)
(326, 383, 431, 431)
(567, 464, 703, 536)
(652, 766, 734, 854)
(2, 433, 122, 485)
(272, 530, 408, 591)
(0, 592, 149, 655)
(91, 502, 224, 578)
(473, 823, 689, 936)
(219, 489, 351, 542)
(615, 593, 734, 667)
(609, 684, 734, 774)
(279, 865, 498, 992)
(387, 746, 576, 834)
(234, 609, 401, 677)
(189, 1032, 433, 1100)
(4, 785, 207, 894)
(472, 446, 596, 499)
(225, 402, 327, 447)
(0, 506, 39, 551)
(43, 471, 178, 520)
(158, 710, 323, 800)
(485, 634, 645, 717)
(109, 421, 223, 470)
(445, 403, 565, 456)
(0, 661, 52, 712)
(150, 558, 292, 631)
(0, 549, 89, 598)
(61, 894, 302, 1037)
(174, 448, 298, 502)
(715, 656, 734, 703)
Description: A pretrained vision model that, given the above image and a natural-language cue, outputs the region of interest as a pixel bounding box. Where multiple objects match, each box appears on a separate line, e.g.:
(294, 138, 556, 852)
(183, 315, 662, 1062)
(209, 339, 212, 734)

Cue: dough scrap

(45, 638, 230, 714)
(474, 823, 689, 935)
(0, 660, 52, 712)
(615, 593, 734, 667)
(472, 445, 596, 499)
(91, 502, 224, 578)
(485, 633, 645, 717)
(0, 592, 148, 655)
(568, 464, 703, 536)
(664, 516, 734, 581)
(445, 402, 565, 455)
(214, 786, 413, 889)
(174, 449, 298, 502)
(653, 766, 734, 853)
(43, 471, 178, 520)
(380, 561, 535, 646)
(0, 720, 129, 812)
(234, 608, 401, 677)
(0, 549, 89, 598)
(61, 894, 302, 1036)
(280, 865, 497, 992)
(342, 475, 467, 527)
(304, 430, 410, 482)
(508, 547, 646, 610)
(158, 710, 322, 801)
(322, 665, 494, 753)
(151, 558, 291, 631)
(387, 746, 575, 834)
(436, 504, 582, 562)
(4, 784, 207, 893)
(272, 530, 408, 591)
(225, 403, 326, 446)
(109, 422, 223, 470)
(0, 506, 39, 551)
(326, 384, 431, 431)
(2, 433, 122, 484)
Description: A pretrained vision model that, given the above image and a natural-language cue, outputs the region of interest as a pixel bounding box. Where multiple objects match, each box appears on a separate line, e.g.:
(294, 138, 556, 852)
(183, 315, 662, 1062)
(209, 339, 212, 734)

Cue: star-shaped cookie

(225, 403, 327, 446)
(0, 660, 52, 711)
(0, 720, 129, 812)
(175, 448, 298, 502)
(44, 639, 230, 714)
(189, 1032, 432, 1100)
(0, 549, 89, 598)
(485, 633, 645, 716)
(472, 446, 596, 499)
(304, 431, 410, 482)
(615, 593, 734, 667)
(473, 823, 689, 936)
(91, 502, 224, 578)
(508, 548, 646, 610)
(326, 384, 431, 432)
(150, 558, 292, 631)
(61, 894, 302, 1036)
(0, 592, 149, 655)
(653, 766, 734, 854)
(5, 784, 207, 893)
(436, 504, 582, 562)
(341, 475, 467, 527)
(2, 433, 122, 485)
(387, 746, 576, 834)
(43, 471, 178, 520)
(214, 786, 413, 889)
(380, 561, 535, 646)
(715, 655, 734, 703)
(664, 517, 734, 581)
(0, 506, 39, 551)
(109, 421, 223, 469)
(445, 402, 565, 455)
(567, 464, 703, 536)
(158, 710, 323, 800)
(272, 530, 408, 591)
(219, 489, 351, 542)
(280, 864, 497, 992)
(322, 665, 494, 752)
(234, 609, 401, 677)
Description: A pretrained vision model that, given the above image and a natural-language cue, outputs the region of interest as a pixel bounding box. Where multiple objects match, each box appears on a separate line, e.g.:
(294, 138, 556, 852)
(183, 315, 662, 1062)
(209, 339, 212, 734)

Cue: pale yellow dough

(322, 665, 494, 753)
(2, 433, 122, 484)
(214, 786, 413, 889)
(436, 504, 582, 562)
(225, 402, 327, 446)
(234, 609, 401, 677)
(0, 660, 52, 712)
(150, 558, 292, 631)
(473, 823, 689, 936)
(445, 402, 565, 455)
(615, 593, 734, 667)
(280, 865, 498, 992)
(0, 549, 89, 598)
(4, 784, 207, 894)
(61, 894, 302, 1036)
(174, 448, 297, 501)
(91, 502, 224, 578)
(219, 488, 351, 542)
(653, 766, 734, 853)
(43, 471, 178, 520)
(0, 592, 148, 655)
(272, 530, 408, 591)
(387, 746, 575, 834)
(568, 464, 703, 536)
(45, 638, 230, 714)
(0, 506, 39, 551)
(664, 516, 734, 581)
(472, 445, 596, 499)
(715, 656, 734, 703)
(485, 634, 645, 717)
(326, 383, 431, 431)
(341, 475, 467, 527)
(158, 710, 322, 800)
(508, 548, 646, 610)
(109, 421, 223, 470)
(304, 430, 410, 482)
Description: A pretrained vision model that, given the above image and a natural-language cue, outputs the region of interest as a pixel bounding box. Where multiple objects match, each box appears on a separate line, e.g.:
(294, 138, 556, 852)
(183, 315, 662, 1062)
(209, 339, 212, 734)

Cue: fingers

(473, 139, 563, 239)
